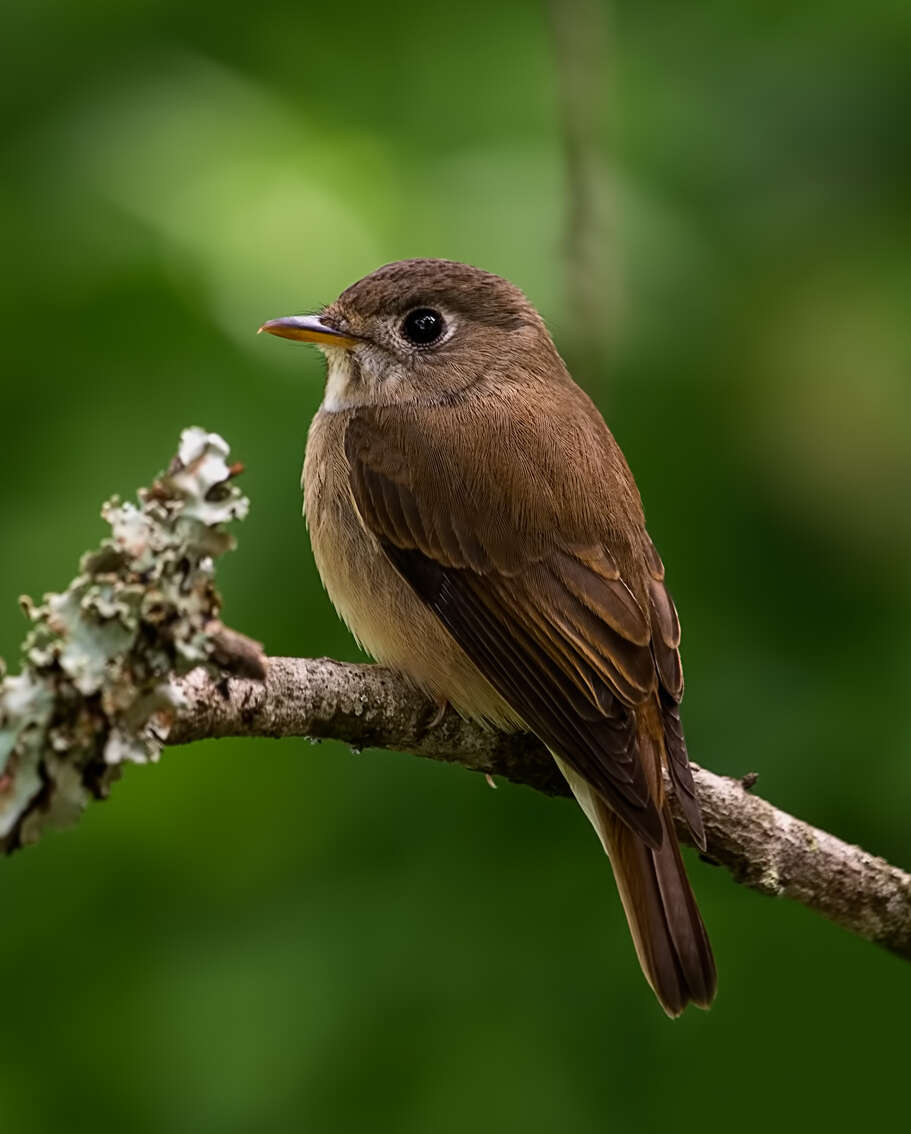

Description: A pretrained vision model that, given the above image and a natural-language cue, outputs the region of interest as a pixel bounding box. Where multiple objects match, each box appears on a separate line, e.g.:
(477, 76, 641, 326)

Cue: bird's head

(259, 258, 559, 410)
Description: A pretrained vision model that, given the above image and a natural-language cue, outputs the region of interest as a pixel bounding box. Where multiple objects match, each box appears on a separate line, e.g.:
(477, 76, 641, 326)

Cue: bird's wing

(344, 402, 690, 849)
(644, 538, 705, 848)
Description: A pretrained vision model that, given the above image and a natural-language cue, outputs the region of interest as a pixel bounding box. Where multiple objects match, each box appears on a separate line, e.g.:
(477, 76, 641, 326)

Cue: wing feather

(345, 407, 702, 849)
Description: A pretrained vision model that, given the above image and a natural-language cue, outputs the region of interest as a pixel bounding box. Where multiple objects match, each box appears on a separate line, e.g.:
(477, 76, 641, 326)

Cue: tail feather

(611, 806, 716, 1015)
(554, 754, 717, 1017)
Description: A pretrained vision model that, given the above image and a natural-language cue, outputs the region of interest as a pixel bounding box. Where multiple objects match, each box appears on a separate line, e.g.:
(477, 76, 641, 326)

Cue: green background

(2, 1, 910, 1130)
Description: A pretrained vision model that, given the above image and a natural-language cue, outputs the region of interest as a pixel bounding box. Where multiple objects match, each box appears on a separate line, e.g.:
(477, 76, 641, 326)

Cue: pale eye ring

(400, 308, 446, 346)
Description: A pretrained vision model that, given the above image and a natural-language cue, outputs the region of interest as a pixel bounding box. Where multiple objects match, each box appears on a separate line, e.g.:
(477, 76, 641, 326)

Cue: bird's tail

(554, 754, 717, 1017)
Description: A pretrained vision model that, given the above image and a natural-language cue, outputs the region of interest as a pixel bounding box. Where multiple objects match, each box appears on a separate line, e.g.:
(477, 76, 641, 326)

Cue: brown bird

(261, 259, 716, 1016)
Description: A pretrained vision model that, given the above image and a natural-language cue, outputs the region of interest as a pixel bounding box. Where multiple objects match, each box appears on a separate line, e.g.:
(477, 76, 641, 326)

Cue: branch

(1, 430, 909, 962)
(169, 657, 911, 960)
(0, 427, 254, 851)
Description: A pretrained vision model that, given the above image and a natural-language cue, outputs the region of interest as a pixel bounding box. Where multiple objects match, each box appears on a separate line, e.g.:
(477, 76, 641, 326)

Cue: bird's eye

(400, 308, 445, 346)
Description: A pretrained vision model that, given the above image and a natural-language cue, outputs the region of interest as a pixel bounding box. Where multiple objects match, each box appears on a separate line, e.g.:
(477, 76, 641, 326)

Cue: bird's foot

(427, 696, 449, 729)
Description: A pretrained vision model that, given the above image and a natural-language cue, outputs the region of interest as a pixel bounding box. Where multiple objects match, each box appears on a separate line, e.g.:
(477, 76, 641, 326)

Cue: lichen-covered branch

(0, 428, 256, 851)
(1, 430, 909, 962)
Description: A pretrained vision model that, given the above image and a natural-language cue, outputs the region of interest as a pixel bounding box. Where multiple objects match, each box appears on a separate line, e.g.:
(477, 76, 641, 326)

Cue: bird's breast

(303, 409, 516, 727)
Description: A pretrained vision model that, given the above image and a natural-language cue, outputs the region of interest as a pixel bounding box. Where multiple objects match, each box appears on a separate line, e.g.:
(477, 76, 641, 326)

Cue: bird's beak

(258, 314, 360, 348)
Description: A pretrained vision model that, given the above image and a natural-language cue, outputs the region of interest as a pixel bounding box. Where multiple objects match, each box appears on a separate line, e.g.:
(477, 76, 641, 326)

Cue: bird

(260, 258, 716, 1016)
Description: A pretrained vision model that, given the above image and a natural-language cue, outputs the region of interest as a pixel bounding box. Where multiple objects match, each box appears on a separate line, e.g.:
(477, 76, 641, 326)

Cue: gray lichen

(0, 428, 250, 851)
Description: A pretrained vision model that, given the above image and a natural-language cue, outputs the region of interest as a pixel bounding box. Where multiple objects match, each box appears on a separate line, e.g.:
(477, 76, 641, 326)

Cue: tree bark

(169, 657, 911, 961)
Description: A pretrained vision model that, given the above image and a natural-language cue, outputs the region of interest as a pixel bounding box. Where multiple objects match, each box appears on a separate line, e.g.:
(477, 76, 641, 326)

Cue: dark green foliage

(0, 1, 909, 1131)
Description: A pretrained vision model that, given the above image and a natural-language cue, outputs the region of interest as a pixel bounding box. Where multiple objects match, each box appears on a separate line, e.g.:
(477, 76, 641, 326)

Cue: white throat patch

(319, 347, 357, 413)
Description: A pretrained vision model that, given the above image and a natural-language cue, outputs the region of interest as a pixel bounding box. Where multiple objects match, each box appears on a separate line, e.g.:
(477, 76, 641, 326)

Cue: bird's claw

(428, 696, 449, 729)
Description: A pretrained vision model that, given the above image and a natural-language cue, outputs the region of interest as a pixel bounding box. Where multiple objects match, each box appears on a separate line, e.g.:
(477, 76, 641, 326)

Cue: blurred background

(2, 0, 910, 1130)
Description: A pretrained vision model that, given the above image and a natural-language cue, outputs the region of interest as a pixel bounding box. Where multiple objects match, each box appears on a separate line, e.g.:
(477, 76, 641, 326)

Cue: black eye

(400, 308, 445, 346)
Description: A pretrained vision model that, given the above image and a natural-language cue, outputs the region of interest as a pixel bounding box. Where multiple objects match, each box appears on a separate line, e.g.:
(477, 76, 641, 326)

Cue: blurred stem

(549, 0, 620, 369)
